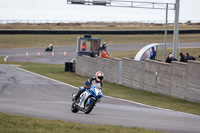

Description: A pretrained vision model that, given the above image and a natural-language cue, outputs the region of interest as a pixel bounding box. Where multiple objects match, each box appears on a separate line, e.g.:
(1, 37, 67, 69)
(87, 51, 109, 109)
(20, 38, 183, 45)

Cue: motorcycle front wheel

(71, 103, 79, 113)
(84, 98, 96, 114)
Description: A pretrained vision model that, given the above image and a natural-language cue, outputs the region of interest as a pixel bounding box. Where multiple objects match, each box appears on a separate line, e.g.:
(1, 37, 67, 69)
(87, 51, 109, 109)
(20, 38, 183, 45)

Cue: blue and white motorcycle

(71, 83, 103, 114)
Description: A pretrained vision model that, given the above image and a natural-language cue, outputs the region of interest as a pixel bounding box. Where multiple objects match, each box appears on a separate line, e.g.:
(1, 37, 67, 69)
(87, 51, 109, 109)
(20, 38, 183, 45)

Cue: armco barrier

(0, 29, 200, 34)
(75, 56, 200, 103)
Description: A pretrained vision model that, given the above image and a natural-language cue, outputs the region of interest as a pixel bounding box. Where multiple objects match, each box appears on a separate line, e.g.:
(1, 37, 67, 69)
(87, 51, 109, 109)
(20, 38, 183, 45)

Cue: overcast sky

(0, 0, 199, 22)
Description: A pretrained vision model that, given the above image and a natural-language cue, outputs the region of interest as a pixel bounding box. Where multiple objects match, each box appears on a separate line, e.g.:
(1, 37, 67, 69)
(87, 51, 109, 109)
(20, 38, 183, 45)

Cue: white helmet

(169, 54, 173, 58)
(95, 71, 104, 82)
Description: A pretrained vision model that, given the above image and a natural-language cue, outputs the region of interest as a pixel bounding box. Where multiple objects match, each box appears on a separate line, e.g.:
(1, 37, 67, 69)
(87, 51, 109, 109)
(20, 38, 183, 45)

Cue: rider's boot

(74, 89, 85, 101)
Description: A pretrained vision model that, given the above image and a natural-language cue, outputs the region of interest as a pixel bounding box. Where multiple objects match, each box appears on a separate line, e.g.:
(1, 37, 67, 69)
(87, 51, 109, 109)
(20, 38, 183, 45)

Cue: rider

(48, 44, 53, 51)
(73, 71, 104, 100)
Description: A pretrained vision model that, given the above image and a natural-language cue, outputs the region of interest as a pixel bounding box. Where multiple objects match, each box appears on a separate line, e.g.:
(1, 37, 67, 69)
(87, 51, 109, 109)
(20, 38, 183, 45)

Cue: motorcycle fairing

(79, 91, 90, 108)
(78, 84, 103, 109)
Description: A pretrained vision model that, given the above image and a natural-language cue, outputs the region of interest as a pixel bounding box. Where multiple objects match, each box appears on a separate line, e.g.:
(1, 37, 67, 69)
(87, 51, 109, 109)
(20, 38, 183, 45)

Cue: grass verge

(0, 34, 200, 49)
(0, 113, 164, 133)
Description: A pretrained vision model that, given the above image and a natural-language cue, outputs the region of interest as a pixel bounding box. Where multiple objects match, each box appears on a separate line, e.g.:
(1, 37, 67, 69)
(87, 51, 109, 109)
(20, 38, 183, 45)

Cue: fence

(1, 20, 200, 24)
(75, 55, 200, 103)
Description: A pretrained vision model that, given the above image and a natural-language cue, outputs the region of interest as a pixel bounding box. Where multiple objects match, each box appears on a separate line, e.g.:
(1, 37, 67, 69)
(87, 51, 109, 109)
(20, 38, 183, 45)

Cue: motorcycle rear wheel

(71, 103, 79, 113)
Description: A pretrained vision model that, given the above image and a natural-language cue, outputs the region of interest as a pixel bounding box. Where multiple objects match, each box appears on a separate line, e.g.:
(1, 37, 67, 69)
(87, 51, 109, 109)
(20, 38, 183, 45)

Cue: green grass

(109, 50, 139, 59)
(1, 34, 200, 49)
(0, 113, 164, 133)
(0, 35, 78, 49)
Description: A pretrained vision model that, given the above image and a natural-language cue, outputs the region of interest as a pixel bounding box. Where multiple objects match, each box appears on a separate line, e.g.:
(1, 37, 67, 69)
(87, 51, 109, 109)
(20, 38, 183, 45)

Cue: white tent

(134, 43, 165, 61)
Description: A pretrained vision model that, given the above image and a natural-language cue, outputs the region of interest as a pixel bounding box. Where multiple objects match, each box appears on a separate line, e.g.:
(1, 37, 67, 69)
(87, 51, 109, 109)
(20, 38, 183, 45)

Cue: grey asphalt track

(0, 64, 200, 133)
(1, 42, 200, 64)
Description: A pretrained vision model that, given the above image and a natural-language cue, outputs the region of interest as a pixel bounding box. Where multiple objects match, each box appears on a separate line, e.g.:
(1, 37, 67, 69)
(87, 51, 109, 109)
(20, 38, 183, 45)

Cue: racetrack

(1, 42, 200, 64)
(0, 64, 200, 133)
(1, 42, 200, 133)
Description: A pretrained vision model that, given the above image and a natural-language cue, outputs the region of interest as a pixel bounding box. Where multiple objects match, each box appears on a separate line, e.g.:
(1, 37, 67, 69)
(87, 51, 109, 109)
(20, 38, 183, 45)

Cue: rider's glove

(84, 85, 88, 89)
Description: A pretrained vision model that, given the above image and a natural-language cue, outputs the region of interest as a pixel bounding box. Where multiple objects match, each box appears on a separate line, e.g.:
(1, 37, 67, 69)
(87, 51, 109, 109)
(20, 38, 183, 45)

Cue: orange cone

(64, 51, 66, 56)
(26, 52, 28, 57)
(52, 51, 54, 56)
(38, 52, 40, 57)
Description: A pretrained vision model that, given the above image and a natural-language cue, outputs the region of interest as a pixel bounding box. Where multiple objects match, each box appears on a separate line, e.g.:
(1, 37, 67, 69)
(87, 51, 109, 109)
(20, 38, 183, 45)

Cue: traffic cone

(64, 51, 66, 56)
(38, 52, 40, 57)
(52, 51, 54, 56)
(26, 52, 28, 57)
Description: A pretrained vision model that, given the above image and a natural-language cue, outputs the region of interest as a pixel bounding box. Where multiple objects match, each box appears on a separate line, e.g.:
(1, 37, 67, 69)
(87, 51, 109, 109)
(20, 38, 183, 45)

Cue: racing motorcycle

(71, 83, 103, 114)
(45, 44, 53, 52)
